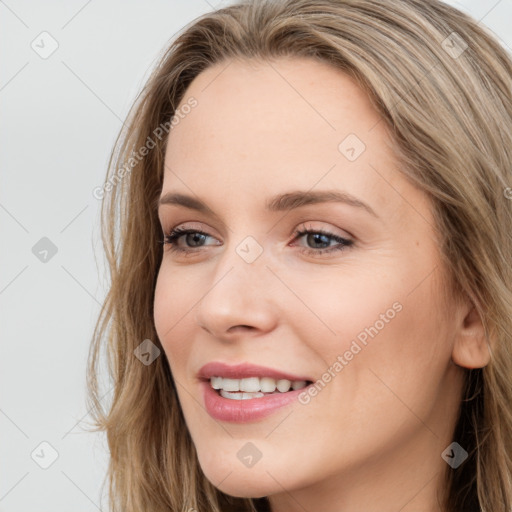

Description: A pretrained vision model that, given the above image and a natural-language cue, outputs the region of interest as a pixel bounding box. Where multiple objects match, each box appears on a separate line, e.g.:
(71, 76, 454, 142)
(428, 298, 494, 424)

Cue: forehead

(166, 57, 385, 159)
(162, 57, 421, 222)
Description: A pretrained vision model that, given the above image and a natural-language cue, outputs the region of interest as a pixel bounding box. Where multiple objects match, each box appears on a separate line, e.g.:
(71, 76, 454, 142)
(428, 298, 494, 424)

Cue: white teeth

(276, 379, 291, 392)
(220, 390, 265, 400)
(260, 377, 277, 393)
(210, 376, 309, 396)
(292, 380, 307, 390)
(240, 377, 260, 392)
(211, 376, 223, 390)
(221, 378, 240, 392)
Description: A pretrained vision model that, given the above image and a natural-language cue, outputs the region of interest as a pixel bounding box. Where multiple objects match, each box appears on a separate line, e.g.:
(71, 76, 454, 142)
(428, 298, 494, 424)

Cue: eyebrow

(158, 190, 379, 218)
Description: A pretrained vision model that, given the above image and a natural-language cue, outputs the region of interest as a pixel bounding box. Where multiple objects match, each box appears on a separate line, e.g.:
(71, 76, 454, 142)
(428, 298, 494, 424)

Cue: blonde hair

(87, 1, 512, 510)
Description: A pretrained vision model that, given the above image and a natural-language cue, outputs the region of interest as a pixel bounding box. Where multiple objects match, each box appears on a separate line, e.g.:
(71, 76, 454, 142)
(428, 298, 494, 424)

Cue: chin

(214, 478, 278, 499)
(217, 482, 270, 499)
(199, 459, 283, 498)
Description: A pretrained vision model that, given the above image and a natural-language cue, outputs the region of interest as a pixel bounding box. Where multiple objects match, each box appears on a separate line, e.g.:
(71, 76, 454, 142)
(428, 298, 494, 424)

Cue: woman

(87, 1, 512, 511)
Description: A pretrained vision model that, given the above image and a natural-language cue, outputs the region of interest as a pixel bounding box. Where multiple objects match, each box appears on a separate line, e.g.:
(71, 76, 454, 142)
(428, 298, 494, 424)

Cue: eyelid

(161, 219, 351, 238)
(162, 219, 352, 241)
(295, 220, 354, 239)
(161, 220, 213, 236)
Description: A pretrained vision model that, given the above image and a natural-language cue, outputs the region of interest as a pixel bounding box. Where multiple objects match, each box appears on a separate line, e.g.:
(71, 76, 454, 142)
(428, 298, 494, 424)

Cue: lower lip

(201, 380, 308, 423)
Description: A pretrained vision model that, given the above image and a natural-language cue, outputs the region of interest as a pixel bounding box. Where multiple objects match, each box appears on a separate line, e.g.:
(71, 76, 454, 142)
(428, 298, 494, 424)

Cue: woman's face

(154, 57, 468, 508)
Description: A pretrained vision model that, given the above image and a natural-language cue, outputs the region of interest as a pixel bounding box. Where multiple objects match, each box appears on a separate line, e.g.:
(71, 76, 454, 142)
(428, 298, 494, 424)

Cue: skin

(153, 57, 490, 512)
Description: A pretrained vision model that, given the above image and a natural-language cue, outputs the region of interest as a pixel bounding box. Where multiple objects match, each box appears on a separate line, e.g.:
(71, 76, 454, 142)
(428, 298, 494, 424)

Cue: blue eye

(160, 226, 353, 256)
(162, 227, 216, 254)
(291, 228, 353, 255)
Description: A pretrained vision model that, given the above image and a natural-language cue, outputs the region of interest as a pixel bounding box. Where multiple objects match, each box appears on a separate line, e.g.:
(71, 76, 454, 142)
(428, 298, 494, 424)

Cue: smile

(210, 376, 310, 399)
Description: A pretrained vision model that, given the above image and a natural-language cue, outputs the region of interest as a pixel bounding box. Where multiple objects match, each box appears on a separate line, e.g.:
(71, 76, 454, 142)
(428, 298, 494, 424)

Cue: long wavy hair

(87, 1, 512, 510)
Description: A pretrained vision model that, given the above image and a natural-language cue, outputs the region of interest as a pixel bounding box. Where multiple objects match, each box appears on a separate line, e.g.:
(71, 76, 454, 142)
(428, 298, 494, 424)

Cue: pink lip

(197, 362, 314, 423)
(201, 380, 311, 423)
(197, 361, 312, 382)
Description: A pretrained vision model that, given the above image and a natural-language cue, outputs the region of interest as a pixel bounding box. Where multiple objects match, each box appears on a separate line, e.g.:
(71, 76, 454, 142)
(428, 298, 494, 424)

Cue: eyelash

(160, 225, 354, 257)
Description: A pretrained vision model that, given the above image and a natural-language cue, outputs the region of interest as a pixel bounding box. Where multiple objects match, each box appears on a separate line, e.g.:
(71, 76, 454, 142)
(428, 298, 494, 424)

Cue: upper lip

(198, 362, 313, 382)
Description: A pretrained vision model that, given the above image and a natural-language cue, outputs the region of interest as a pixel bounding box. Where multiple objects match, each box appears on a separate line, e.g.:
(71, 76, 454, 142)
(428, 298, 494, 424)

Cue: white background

(1, 1, 511, 510)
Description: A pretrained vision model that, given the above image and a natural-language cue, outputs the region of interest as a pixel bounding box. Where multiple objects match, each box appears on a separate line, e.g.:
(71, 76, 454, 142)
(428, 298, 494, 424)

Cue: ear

(451, 302, 491, 369)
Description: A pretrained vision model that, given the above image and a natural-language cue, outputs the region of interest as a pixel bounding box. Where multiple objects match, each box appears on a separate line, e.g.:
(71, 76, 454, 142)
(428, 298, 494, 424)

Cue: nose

(194, 253, 279, 342)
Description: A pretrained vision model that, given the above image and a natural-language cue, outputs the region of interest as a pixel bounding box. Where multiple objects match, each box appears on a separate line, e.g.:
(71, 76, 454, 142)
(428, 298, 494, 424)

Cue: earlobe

(451, 305, 491, 369)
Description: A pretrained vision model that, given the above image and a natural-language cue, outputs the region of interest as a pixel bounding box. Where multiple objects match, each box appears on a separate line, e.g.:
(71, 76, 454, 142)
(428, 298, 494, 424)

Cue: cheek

(328, 274, 451, 421)
(299, 260, 452, 415)
(153, 267, 194, 368)
(153, 270, 170, 345)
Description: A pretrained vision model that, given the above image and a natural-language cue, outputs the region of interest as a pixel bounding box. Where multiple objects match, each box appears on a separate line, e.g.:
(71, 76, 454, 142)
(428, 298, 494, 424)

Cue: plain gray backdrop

(1, 1, 511, 510)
